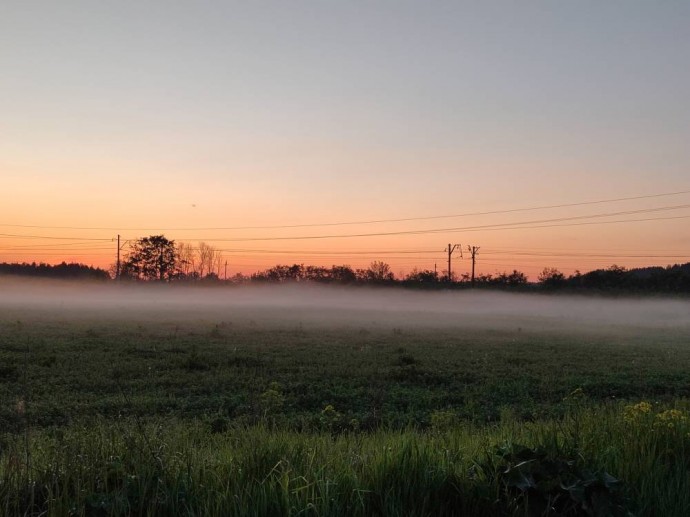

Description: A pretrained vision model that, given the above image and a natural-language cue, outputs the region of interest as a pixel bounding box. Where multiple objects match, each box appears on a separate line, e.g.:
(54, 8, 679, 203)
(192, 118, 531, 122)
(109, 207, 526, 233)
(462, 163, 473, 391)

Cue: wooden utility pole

(445, 243, 462, 282)
(115, 235, 129, 280)
(467, 246, 480, 286)
(116, 234, 120, 280)
(224, 260, 228, 280)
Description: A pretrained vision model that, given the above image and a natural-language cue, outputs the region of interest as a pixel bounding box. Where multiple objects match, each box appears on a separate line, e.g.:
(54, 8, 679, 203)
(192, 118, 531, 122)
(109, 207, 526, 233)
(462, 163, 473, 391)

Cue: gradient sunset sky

(2, 1, 689, 278)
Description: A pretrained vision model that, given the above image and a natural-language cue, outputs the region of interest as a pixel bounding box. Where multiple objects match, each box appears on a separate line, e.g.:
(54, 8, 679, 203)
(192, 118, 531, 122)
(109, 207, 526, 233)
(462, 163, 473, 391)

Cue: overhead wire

(0, 233, 112, 241)
(2, 189, 689, 273)
(163, 206, 690, 242)
(1, 188, 689, 231)
(482, 251, 690, 258)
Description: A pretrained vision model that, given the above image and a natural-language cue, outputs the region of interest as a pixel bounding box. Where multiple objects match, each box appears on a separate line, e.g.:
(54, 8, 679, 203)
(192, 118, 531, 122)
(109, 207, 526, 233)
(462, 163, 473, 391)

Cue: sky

(1, 1, 689, 278)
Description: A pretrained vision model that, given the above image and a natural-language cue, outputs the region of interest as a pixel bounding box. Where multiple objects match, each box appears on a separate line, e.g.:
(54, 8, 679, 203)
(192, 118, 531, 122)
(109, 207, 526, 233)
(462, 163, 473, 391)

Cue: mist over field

(0, 277, 687, 332)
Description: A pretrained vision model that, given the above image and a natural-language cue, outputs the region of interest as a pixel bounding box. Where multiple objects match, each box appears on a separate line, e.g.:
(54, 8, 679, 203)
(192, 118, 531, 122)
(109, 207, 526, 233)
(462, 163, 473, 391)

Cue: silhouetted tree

(405, 268, 439, 283)
(124, 235, 178, 281)
(357, 261, 394, 283)
(252, 264, 304, 282)
(538, 267, 566, 288)
(329, 265, 357, 284)
(304, 265, 329, 282)
(502, 270, 528, 285)
(578, 264, 628, 290)
(474, 270, 527, 287)
(177, 242, 196, 278)
(197, 242, 224, 278)
(230, 272, 249, 283)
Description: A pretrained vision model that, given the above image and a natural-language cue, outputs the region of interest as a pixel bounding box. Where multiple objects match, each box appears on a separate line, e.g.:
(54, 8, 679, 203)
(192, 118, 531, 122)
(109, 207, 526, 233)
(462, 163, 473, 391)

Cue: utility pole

(445, 243, 462, 283)
(116, 234, 120, 280)
(467, 246, 480, 286)
(115, 235, 129, 280)
(224, 260, 228, 280)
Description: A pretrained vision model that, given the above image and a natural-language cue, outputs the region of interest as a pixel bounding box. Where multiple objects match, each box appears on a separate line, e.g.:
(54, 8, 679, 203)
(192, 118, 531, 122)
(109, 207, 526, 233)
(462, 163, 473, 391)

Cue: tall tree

(124, 235, 178, 281)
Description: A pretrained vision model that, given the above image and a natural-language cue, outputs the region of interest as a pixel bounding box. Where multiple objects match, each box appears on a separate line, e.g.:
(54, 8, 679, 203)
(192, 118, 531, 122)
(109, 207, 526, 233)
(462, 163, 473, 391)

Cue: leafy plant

(260, 382, 285, 420)
(486, 443, 630, 516)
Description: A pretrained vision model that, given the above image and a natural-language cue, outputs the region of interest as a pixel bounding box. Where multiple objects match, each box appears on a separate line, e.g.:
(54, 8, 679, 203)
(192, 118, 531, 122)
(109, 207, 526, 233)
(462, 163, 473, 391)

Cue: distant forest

(1, 260, 690, 293)
(0, 262, 110, 280)
(242, 262, 690, 293)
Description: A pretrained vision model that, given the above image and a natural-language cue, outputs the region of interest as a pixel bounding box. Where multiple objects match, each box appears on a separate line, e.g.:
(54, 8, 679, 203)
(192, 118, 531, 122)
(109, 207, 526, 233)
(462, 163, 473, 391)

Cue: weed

(485, 443, 630, 516)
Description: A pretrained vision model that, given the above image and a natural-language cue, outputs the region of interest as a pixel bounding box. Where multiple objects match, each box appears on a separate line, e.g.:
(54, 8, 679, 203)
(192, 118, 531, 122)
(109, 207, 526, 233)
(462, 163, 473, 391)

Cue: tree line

(0, 261, 110, 280)
(2, 235, 689, 293)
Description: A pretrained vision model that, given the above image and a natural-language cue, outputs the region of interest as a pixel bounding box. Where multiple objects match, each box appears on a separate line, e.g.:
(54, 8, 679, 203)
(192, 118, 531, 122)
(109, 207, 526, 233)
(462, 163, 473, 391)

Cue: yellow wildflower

(654, 409, 688, 430)
(623, 401, 652, 422)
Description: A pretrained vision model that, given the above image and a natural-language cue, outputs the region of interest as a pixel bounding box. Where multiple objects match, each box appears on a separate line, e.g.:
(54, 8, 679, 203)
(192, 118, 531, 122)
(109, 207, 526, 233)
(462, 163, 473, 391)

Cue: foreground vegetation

(2, 316, 690, 514)
(2, 402, 690, 515)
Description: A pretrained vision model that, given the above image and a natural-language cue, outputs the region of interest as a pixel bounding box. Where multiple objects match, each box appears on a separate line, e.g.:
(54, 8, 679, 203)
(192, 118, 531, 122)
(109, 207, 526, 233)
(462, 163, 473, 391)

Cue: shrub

(483, 443, 630, 516)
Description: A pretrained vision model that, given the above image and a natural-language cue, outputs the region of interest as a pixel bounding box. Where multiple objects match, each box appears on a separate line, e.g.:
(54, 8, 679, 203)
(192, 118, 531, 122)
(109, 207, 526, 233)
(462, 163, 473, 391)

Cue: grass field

(1, 284, 690, 515)
(1, 319, 690, 431)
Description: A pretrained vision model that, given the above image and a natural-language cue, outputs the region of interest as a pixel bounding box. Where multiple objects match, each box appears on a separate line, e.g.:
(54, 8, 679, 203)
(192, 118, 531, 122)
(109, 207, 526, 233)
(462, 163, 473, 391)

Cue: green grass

(1, 316, 690, 514)
(2, 404, 690, 516)
(1, 319, 689, 430)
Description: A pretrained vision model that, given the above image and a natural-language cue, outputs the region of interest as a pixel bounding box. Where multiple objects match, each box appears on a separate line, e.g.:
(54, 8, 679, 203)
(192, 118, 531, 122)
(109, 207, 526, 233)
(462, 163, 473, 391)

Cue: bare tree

(197, 242, 224, 278)
(177, 242, 196, 277)
(197, 242, 213, 278)
(214, 251, 224, 278)
(358, 261, 394, 282)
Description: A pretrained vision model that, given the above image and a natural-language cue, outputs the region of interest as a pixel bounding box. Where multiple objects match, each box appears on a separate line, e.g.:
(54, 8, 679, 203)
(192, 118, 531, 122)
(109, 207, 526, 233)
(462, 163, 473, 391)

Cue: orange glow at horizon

(2, 197, 689, 280)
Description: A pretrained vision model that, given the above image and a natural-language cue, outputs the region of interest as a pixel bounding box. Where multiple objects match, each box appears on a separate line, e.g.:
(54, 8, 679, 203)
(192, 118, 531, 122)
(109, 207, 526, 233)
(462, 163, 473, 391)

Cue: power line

(0, 247, 113, 252)
(1, 188, 689, 231)
(462, 214, 690, 234)
(0, 241, 112, 249)
(482, 251, 690, 258)
(2, 197, 689, 247)
(186, 255, 445, 260)
(7, 244, 683, 257)
(477, 256, 687, 264)
(2, 201, 689, 272)
(151, 206, 690, 242)
(1, 242, 686, 262)
(203, 248, 443, 255)
(0, 233, 112, 241)
(484, 245, 690, 252)
(0, 252, 114, 256)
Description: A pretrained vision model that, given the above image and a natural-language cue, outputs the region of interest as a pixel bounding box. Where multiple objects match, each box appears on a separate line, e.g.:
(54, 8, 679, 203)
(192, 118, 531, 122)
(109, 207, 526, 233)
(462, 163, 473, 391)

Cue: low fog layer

(1, 278, 688, 332)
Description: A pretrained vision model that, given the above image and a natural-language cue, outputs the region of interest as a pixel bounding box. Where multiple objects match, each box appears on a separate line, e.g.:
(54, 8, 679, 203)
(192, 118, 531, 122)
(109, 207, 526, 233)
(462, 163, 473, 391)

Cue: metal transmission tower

(444, 243, 462, 282)
(467, 245, 480, 286)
